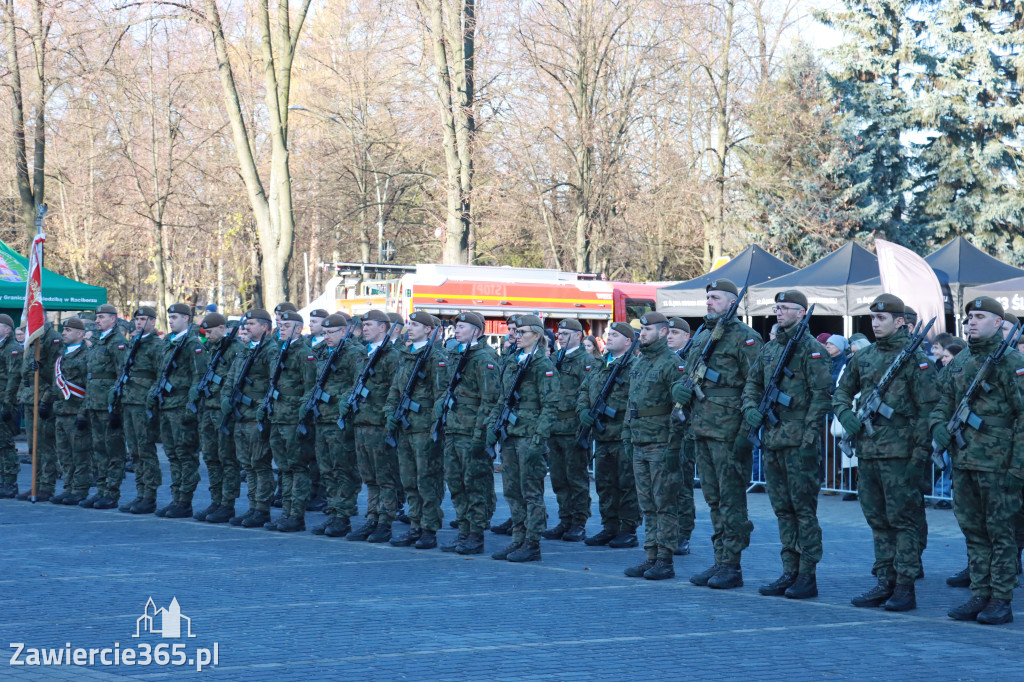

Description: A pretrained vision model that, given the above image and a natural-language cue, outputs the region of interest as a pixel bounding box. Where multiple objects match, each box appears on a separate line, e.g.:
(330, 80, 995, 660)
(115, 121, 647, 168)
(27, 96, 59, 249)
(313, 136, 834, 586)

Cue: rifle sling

(630, 404, 673, 418)
(556, 409, 576, 419)
(702, 387, 742, 398)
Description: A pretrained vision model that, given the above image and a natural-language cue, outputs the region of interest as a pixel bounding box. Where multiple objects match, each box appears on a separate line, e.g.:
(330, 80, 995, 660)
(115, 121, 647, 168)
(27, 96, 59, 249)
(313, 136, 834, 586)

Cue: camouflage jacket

(741, 324, 833, 450)
(834, 328, 938, 461)
(680, 317, 762, 441)
(54, 342, 89, 417)
(198, 335, 244, 408)
(304, 339, 363, 425)
(551, 346, 592, 435)
(84, 328, 128, 411)
(626, 336, 684, 445)
(577, 350, 635, 442)
(308, 335, 330, 361)
(348, 341, 400, 427)
(489, 348, 559, 439)
(442, 341, 500, 439)
(0, 334, 21, 410)
(930, 332, 1024, 475)
(384, 340, 447, 433)
(154, 331, 208, 411)
(8, 324, 62, 406)
(264, 336, 317, 424)
(120, 332, 165, 407)
(223, 338, 278, 422)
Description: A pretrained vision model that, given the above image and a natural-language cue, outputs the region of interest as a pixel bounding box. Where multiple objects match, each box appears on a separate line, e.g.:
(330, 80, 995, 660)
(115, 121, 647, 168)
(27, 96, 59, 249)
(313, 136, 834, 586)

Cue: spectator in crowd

(825, 335, 848, 384)
(583, 335, 604, 359)
(816, 332, 831, 346)
(769, 323, 779, 342)
(849, 335, 871, 354)
(932, 341, 964, 508)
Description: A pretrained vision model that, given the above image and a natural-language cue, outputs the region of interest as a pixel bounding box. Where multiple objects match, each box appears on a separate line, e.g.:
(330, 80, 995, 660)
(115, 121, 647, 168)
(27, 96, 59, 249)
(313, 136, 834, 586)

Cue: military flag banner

(876, 238, 946, 337)
(24, 212, 46, 345)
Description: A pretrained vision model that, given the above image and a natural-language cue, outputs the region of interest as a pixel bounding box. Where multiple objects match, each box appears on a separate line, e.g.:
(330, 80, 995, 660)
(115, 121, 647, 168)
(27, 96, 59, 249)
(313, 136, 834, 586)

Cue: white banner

(875, 238, 946, 337)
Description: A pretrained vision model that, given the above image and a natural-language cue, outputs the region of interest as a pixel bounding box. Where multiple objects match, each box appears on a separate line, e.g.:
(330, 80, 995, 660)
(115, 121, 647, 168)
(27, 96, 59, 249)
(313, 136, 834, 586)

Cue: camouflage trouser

(694, 436, 753, 566)
(633, 440, 681, 560)
(316, 423, 359, 519)
(23, 406, 58, 494)
(914, 459, 930, 554)
(159, 407, 200, 502)
(397, 429, 445, 531)
(594, 439, 640, 532)
(270, 424, 311, 517)
(234, 420, 273, 511)
(0, 416, 17, 484)
(953, 468, 1022, 601)
(90, 409, 126, 500)
(355, 425, 399, 524)
(764, 446, 823, 574)
(55, 414, 91, 496)
(1015, 490, 1024, 552)
(198, 407, 239, 505)
(547, 434, 591, 526)
(857, 457, 922, 584)
(444, 435, 494, 534)
(124, 406, 159, 498)
(501, 436, 548, 543)
(677, 436, 696, 541)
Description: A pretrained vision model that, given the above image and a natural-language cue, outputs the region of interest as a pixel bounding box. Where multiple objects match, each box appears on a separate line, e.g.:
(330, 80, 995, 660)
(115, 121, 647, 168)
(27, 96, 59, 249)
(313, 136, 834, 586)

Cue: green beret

(362, 309, 391, 324)
(517, 314, 544, 329)
(309, 309, 329, 319)
(95, 304, 117, 315)
(966, 296, 1004, 317)
(63, 317, 86, 331)
(1003, 312, 1018, 325)
(387, 312, 405, 326)
(706, 278, 739, 296)
(457, 311, 485, 331)
(507, 314, 521, 327)
(247, 308, 272, 323)
(201, 313, 228, 329)
(134, 306, 158, 319)
(903, 306, 918, 323)
(167, 302, 192, 317)
(667, 317, 690, 333)
(274, 302, 297, 314)
(77, 311, 97, 321)
(322, 313, 351, 329)
(775, 290, 808, 310)
(869, 294, 905, 315)
(279, 310, 303, 324)
(0, 314, 14, 329)
(557, 319, 583, 332)
(639, 312, 668, 325)
(408, 311, 437, 327)
(609, 321, 636, 340)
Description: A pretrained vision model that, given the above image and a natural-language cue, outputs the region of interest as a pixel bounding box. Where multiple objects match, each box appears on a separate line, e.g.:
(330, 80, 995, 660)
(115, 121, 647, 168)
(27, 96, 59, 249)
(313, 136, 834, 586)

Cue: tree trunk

(707, 0, 735, 271)
(3, 0, 40, 243)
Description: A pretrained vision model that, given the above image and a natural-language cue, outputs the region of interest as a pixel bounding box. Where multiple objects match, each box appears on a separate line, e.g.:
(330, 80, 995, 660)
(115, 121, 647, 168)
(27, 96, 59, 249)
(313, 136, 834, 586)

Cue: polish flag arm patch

(919, 362, 930, 370)
(545, 370, 554, 377)
(811, 352, 821, 359)
(195, 348, 203, 353)
(745, 339, 756, 346)
(438, 361, 446, 367)
(486, 363, 495, 369)
(678, 365, 686, 371)
(306, 354, 315, 361)
(1016, 367, 1024, 376)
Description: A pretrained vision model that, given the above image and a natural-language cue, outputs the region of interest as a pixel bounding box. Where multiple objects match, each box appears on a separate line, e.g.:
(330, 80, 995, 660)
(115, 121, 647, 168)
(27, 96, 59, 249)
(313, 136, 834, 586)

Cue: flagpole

(27, 204, 46, 503)
(30, 341, 39, 502)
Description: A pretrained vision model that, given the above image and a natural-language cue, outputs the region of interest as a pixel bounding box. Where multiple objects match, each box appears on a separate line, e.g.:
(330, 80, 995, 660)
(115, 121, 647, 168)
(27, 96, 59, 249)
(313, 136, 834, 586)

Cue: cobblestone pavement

(1, 443, 1021, 680)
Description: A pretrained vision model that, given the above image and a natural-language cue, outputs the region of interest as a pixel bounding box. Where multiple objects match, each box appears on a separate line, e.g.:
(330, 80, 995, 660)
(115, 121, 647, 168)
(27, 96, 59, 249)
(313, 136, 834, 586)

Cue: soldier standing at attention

(542, 319, 592, 543)
(833, 294, 937, 612)
(674, 279, 763, 589)
(342, 309, 400, 543)
(666, 317, 695, 556)
(80, 305, 127, 509)
(225, 309, 278, 528)
(0, 315, 21, 498)
(579, 322, 641, 549)
(489, 314, 521, 536)
(51, 318, 91, 505)
(622, 312, 683, 580)
(743, 290, 833, 600)
(932, 296, 1024, 625)
(10, 314, 61, 502)
(115, 308, 164, 514)
(190, 313, 243, 523)
(307, 309, 329, 359)
(152, 303, 208, 519)
(385, 312, 447, 549)
(489, 314, 558, 563)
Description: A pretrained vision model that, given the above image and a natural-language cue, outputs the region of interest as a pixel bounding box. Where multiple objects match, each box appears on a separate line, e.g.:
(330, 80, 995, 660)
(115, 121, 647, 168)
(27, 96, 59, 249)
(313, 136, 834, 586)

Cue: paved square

(1, 446, 1021, 679)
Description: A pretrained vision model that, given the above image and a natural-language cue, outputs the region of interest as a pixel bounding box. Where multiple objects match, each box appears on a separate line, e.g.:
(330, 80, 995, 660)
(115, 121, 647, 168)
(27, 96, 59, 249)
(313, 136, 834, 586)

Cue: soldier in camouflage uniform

(340, 309, 401, 543)
(385, 312, 447, 549)
(489, 314, 520, 536)
(260, 310, 316, 532)
(189, 313, 243, 523)
(673, 279, 763, 589)
(666, 317, 695, 556)
(51, 318, 92, 505)
(620, 312, 684, 580)
(542, 318, 592, 542)
(80, 305, 127, 509)
(150, 303, 208, 519)
(304, 313, 363, 538)
(488, 314, 558, 563)
(834, 294, 938, 612)
(11, 317, 65, 502)
(932, 296, 1024, 625)
(578, 322, 641, 548)
(438, 312, 501, 552)
(743, 290, 833, 600)
(0, 315, 21, 498)
(304, 308, 330, 513)
(223, 309, 278, 528)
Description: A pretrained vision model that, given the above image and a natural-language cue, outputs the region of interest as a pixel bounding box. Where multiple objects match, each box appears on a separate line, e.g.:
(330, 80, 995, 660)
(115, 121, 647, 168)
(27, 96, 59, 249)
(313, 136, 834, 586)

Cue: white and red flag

(24, 231, 45, 345)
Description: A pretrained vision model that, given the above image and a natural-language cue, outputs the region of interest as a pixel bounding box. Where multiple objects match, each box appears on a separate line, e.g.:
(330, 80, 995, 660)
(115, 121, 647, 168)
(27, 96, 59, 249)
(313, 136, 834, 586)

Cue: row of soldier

(0, 280, 1019, 625)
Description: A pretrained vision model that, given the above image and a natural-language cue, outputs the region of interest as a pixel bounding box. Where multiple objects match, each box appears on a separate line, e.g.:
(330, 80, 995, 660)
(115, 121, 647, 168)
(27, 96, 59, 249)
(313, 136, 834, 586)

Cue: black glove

(37, 401, 52, 420)
(75, 416, 89, 431)
(29, 359, 38, 372)
(108, 411, 123, 430)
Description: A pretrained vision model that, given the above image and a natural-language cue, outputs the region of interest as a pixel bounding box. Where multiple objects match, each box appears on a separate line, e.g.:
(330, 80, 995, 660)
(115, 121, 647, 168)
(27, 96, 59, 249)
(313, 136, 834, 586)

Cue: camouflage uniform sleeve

(576, 370, 595, 415)
(909, 351, 940, 457)
(739, 326, 764, 370)
(477, 350, 501, 436)
(929, 354, 962, 430)
(832, 352, 861, 416)
(4, 351, 21, 407)
(190, 337, 209, 390)
(740, 350, 766, 413)
(535, 359, 560, 438)
(802, 339, 834, 446)
(383, 353, 406, 418)
(1003, 353, 1024, 476)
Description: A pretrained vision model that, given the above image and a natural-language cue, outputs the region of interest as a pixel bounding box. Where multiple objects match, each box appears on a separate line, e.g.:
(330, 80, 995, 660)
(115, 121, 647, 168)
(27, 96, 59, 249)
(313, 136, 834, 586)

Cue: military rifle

(487, 345, 539, 457)
(838, 317, 935, 456)
(746, 304, 816, 448)
(932, 321, 1023, 470)
(576, 336, 640, 448)
(147, 329, 193, 419)
(296, 322, 355, 436)
(218, 334, 269, 435)
(257, 325, 300, 433)
(385, 326, 441, 447)
(108, 329, 143, 426)
(430, 342, 473, 443)
(187, 318, 243, 414)
(337, 335, 392, 431)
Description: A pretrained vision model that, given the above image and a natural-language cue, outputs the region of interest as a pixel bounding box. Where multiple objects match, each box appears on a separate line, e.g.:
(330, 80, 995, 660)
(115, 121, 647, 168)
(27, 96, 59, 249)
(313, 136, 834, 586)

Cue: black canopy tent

(963, 277, 1024, 316)
(655, 245, 796, 316)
